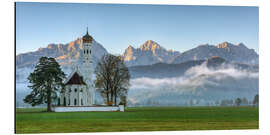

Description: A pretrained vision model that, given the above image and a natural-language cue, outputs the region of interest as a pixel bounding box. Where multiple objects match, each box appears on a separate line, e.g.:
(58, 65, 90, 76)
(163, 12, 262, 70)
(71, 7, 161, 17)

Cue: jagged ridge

(122, 40, 181, 67)
(16, 38, 108, 68)
(171, 42, 258, 65)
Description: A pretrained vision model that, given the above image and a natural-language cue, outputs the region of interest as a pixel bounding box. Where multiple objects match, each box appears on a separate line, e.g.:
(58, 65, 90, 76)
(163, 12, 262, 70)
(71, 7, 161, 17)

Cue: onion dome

(82, 27, 93, 43)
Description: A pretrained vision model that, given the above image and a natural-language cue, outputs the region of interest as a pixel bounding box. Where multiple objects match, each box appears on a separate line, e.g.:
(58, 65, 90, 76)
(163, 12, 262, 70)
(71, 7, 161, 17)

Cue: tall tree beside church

(24, 57, 65, 112)
(95, 54, 130, 106)
(110, 56, 130, 106)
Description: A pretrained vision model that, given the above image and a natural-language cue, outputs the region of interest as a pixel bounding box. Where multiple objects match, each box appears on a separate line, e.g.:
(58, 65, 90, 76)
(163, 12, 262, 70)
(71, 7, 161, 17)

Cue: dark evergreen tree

(24, 57, 65, 112)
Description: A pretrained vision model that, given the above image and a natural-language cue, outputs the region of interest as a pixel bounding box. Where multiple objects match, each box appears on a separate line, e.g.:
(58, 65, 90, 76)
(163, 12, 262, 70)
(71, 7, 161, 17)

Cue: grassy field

(16, 106, 258, 134)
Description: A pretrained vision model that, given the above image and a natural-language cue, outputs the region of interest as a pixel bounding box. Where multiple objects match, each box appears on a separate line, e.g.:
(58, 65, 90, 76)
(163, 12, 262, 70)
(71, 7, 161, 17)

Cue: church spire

(86, 25, 89, 35)
(82, 25, 93, 43)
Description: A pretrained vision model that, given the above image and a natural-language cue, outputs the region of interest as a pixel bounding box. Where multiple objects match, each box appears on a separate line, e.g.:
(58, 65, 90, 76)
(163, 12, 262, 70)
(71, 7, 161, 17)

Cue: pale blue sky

(16, 2, 259, 55)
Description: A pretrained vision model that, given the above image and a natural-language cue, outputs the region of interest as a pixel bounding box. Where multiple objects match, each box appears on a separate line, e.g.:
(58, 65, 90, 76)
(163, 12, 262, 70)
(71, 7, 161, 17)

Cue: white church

(53, 28, 124, 112)
(60, 28, 95, 107)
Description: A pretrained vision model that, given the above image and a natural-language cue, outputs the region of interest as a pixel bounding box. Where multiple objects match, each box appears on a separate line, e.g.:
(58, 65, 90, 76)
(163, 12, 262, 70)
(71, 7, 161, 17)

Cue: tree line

(219, 95, 259, 107)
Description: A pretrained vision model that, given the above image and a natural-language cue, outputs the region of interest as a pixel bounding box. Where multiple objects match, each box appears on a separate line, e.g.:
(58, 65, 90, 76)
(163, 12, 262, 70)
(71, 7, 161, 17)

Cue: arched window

(81, 99, 83, 105)
(84, 50, 85, 54)
(68, 99, 70, 106)
(90, 50, 91, 54)
(80, 89, 83, 92)
(87, 50, 88, 54)
(69, 89, 71, 92)
(74, 99, 77, 105)
(64, 97, 66, 106)
(75, 88, 77, 92)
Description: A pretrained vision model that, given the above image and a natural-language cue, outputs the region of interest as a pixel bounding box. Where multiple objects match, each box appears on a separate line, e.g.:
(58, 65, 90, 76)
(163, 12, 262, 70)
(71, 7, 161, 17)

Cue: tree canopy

(94, 54, 130, 106)
(24, 57, 65, 112)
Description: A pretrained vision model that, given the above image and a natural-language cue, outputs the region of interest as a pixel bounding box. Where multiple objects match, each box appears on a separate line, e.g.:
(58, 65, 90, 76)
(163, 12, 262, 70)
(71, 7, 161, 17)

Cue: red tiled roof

(65, 72, 86, 85)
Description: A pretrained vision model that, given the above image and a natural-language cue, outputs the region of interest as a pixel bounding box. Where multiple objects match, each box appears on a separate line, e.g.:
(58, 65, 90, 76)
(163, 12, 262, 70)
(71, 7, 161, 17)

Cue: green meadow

(16, 106, 259, 134)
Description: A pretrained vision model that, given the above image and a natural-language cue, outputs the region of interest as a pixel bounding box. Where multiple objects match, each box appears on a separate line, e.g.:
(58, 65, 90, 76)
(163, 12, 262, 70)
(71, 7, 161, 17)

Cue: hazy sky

(16, 2, 259, 55)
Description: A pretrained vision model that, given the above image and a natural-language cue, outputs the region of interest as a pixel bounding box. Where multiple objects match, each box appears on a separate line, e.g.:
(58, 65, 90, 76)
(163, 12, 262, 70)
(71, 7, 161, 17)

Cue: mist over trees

(94, 54, 130, 106)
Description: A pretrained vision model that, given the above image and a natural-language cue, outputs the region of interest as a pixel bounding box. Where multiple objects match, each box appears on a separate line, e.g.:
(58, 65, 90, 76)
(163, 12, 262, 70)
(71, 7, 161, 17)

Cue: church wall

(52, 105, 125, 112)
(60, 84, 88, 106)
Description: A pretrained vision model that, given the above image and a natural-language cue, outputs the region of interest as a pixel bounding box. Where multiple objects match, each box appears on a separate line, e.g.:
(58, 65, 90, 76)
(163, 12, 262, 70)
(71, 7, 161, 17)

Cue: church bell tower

(82, 27, 93, 66)
(82, 27, 95, 105)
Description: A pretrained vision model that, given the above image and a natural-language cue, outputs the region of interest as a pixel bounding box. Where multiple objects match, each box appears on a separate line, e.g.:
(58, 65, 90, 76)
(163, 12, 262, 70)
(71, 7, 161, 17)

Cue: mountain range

(16, 39, 258, 69)
(171, 42, 258, 64)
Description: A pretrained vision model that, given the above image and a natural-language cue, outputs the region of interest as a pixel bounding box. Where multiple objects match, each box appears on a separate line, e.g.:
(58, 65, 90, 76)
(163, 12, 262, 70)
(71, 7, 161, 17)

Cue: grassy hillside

(16, 106, 258, 134)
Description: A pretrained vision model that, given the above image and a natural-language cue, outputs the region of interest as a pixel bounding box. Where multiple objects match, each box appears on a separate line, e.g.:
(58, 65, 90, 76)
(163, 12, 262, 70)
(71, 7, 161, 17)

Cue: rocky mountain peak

(237, 42, 247, 48)
(216, 41, 248, 49)
(139, 40, 162, 51)
(127, 45, 134, 50)
(123, 45, 135, 56)
(38, 47, 43, 51)
(47, 44, 55, 49)
(122, 40, 180, 66)
(216, 41, 232, 48)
